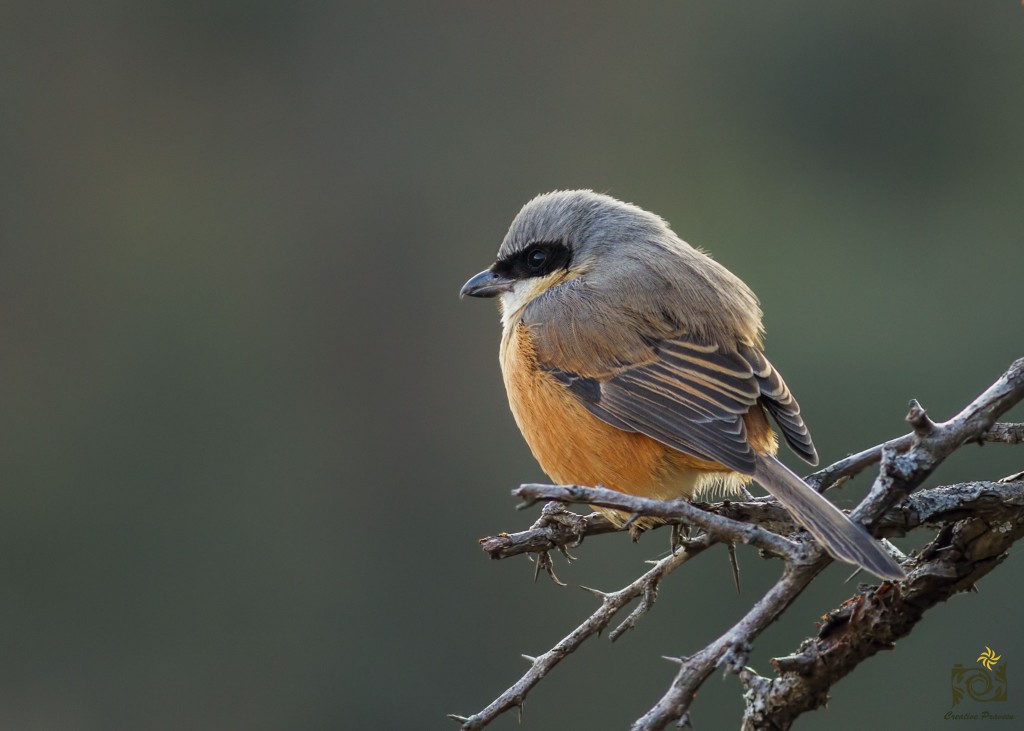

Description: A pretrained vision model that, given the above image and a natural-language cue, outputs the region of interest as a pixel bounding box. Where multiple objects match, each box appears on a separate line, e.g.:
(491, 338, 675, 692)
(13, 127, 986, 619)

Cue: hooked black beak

(460, 268, 514, 298)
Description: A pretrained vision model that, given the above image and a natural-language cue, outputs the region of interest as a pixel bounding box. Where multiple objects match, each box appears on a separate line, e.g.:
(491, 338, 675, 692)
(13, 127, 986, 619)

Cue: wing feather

(739, 344, 818, 465)
(540, 334, 817, 473)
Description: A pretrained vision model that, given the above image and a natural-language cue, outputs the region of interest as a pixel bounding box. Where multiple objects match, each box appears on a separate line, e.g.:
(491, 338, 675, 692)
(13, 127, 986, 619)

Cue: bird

(460, 189, 905, 581)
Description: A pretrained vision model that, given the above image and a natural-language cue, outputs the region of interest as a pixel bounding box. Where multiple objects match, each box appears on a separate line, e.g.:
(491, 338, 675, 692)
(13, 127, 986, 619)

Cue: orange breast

(500, 323, 738, 504)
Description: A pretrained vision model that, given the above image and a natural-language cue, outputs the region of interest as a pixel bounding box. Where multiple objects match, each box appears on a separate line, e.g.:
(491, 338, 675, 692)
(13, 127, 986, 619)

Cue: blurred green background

(1, 2, 1022, 729)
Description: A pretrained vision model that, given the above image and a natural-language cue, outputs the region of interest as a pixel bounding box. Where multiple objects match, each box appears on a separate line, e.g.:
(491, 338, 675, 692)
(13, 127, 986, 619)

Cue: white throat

(499, 280, 535, 329)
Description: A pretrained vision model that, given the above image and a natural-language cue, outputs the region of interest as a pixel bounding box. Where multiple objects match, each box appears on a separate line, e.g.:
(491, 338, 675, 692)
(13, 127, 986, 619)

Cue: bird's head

(460, 190, 671, 327)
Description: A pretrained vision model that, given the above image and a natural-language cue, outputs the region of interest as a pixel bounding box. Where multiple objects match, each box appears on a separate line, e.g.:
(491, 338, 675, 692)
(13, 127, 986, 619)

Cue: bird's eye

(494, 241, 568, 280)
(526, 247, 549, 270)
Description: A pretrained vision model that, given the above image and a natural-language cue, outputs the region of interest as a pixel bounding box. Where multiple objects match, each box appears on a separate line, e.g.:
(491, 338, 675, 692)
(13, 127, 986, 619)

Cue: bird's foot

(529, 502, 588, 551)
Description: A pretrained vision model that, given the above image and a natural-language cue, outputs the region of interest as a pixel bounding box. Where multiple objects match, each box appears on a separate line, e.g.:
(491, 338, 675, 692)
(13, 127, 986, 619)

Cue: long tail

(753, 454, 905, 580)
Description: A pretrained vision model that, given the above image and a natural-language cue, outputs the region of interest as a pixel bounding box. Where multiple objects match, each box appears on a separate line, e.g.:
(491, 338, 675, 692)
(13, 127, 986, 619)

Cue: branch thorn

(727, 542, 742, 594)
(579, 585, 611, 602)
(530, 551, 566, 586)
(906, 399, 936, 437)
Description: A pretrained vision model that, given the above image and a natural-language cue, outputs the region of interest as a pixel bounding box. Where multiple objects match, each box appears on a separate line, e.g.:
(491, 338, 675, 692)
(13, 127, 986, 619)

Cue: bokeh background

(1, 2, 1022, 729)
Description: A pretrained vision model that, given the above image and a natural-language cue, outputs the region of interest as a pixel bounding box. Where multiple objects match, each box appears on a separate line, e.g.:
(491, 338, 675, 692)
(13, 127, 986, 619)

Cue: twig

(633, 560, 829, 731)
(854, 359, 1024, 528)
(478, 511, 618, 560)
(479, 498, 799, 561)
(807, 420, 1024, 492)
(513, 484, 803, 563)
(449, 536, 713, 730)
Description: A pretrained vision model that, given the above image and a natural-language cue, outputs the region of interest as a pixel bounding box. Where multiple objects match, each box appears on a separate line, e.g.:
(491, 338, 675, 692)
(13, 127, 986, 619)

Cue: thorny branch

(478, 423, 1022, 564)
(451, 358, 1024, 730)
(448, 535, 710, 730)
(741, 477, 1024, 730)
(514, 484, 804, 563)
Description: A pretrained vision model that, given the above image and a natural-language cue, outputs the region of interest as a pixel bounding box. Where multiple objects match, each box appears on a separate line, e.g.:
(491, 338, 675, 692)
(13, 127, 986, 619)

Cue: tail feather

(753, 455, 905, 580)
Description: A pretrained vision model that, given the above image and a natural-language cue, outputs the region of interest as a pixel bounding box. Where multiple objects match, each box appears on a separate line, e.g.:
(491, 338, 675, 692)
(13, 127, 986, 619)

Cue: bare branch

(741, 482, 1024, 729)
(481, 477, 1024, 563)
(632, 561, 829, 731)
(478, 510, 618, 560)
(876, 479, 1024, 536)
(631, 357, 1024, 730)
(513, 484, 803, 562)
(450, 536, 713, 730)
(460, 479, 1024, 729)
(479, 498, 801, 561)
(987, 421, 1024, 444)
(807, 420, 1024, 492)
(853, 358, 1024, 529)
(478, 422, 1023, 563)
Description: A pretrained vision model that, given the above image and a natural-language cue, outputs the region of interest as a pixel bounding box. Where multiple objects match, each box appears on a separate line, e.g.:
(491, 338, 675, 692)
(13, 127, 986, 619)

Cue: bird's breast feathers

(500, 322, 733, 501)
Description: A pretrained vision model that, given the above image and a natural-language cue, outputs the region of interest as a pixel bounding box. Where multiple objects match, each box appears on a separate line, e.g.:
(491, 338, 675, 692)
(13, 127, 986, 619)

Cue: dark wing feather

(542, 336, 817, 474)
(738, 344, 818, 465)
(542, 338, 760, 474)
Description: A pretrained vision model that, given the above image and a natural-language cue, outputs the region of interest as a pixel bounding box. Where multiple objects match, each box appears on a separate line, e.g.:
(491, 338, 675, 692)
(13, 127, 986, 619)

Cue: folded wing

(544, 335, 816, 471)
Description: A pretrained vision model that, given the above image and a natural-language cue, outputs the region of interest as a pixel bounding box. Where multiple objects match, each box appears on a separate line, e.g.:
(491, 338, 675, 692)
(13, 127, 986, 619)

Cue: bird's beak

(460, 268, 514, 298)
